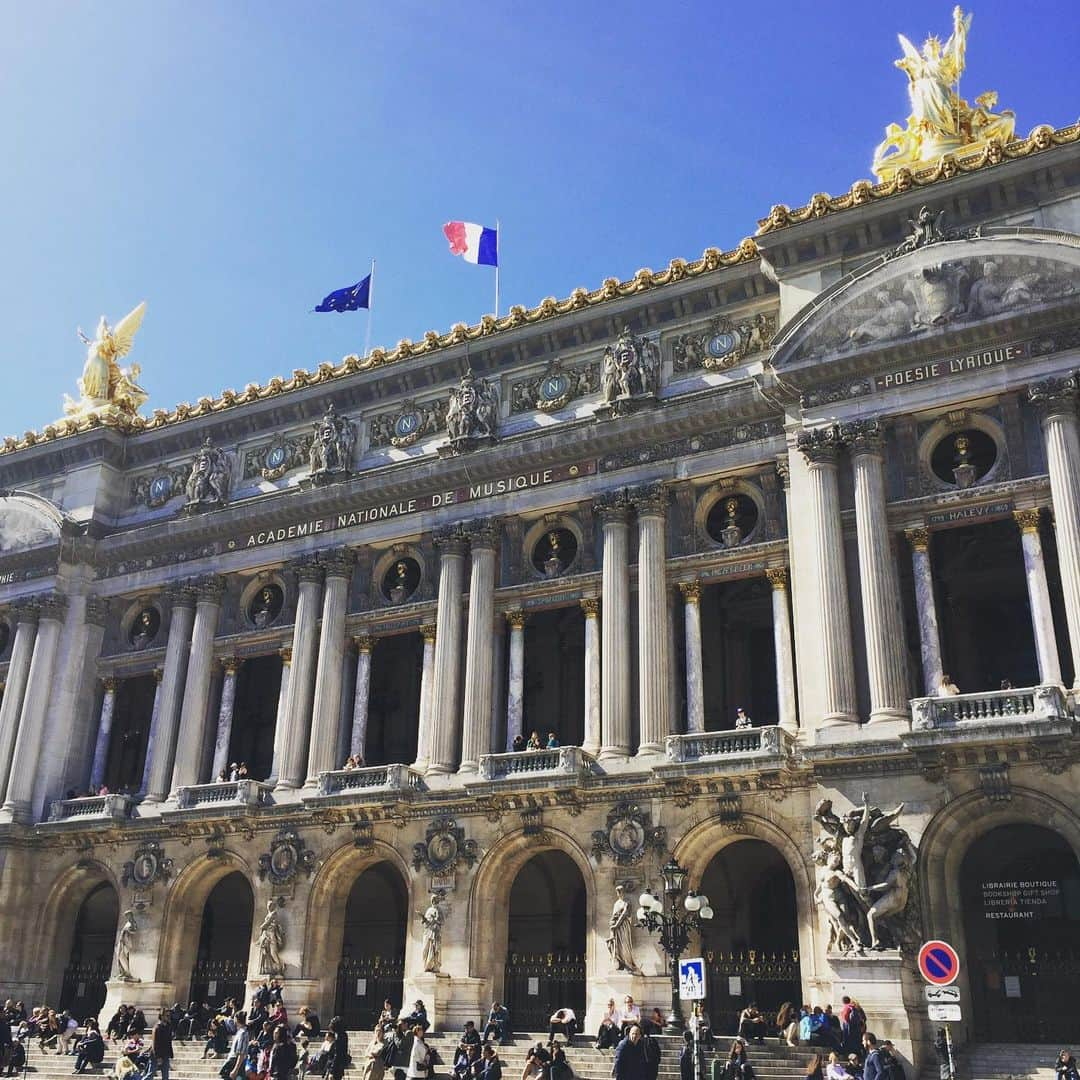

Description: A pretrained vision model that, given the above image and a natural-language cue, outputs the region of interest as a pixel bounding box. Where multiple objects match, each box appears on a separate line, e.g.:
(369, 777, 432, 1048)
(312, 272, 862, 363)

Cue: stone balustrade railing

(47, 794, 132, 822)
(316, 764, 423, 797)
(910, 684, 1069, 729)
(174, 779, 271, 810)
(664, 725, 788, 763)
(478, 746, 595, 781)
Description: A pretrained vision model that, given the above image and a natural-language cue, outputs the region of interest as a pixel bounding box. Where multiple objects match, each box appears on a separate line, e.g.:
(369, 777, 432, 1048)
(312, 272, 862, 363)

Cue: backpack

(878, 1051, 903, 1080)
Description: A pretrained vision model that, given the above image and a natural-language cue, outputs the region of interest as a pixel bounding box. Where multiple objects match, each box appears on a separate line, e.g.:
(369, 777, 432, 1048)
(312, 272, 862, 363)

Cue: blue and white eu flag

(314, 274, 371, 312)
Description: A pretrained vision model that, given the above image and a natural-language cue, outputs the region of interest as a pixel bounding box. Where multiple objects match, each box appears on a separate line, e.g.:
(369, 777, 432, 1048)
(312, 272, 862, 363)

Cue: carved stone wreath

(412, 817, 480, 874)
(672, 312, 776, 373)
(591, 799, 667, 865)
(257, 827, 316, 886)
(122, 840, 174, 889)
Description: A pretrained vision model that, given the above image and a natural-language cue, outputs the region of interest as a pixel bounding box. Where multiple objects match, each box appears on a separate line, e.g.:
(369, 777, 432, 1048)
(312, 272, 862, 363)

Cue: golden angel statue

(64, 301, 150, 417)
(872, 7, 1015, 182)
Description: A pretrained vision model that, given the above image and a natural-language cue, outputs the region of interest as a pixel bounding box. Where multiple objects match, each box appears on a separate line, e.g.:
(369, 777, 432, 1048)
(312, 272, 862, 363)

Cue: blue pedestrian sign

(679, 956, 706, 1000)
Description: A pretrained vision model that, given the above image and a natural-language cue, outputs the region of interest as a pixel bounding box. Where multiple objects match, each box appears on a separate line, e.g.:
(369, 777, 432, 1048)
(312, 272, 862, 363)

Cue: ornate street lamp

(636, 857, 713, 1033)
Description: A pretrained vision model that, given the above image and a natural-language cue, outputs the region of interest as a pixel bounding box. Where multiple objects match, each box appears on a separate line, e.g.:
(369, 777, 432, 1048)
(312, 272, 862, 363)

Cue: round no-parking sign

(918, 940, 960, 986)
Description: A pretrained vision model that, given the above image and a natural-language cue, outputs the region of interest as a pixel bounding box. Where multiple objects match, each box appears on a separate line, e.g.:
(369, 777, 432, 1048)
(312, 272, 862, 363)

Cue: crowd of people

(509, 733, 560, 752)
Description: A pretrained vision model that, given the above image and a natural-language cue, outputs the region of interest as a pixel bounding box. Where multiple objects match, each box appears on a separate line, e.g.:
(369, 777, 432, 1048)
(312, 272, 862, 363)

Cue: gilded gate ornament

(591, 799, 667, 866)
(257, 827, 316, 886)
(872, 7, 1015, 182)
(411, 817, 479, 874)
(122, 840, 173, 889)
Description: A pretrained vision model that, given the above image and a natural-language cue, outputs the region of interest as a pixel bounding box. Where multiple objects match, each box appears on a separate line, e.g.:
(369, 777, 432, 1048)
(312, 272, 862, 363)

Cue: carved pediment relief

(772, 229, 1080, 369)
(0, 490, 68, 554)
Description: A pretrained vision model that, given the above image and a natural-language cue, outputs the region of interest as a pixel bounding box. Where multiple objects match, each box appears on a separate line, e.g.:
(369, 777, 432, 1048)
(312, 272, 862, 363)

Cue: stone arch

(36, 860, 122, 1005)
(467, 827, 597, 1007)
(673, 813, 819, 984)
(302, 839, 413, 1017)
(694, 477, 767, 550)
(156, 850, 256, 997)
(916, 785, 1080, 1045)
(917, 410, 1009, 492)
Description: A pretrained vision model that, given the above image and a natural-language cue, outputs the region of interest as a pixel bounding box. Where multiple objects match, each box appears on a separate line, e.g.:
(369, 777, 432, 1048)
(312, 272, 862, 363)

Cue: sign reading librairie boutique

(235, 460, 597, 550)
(875, 342, 1028, 391)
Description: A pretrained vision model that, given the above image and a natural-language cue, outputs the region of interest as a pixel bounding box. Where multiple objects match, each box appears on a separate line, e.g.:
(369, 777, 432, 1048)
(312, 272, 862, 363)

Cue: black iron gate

(335, 956, 405, 1031)
(972, 945, 1080, 1043)
(59, 960, 109, 1021)
(503, 953, 585, 1034)
(705, 950, 801, 1035)
(190, 959, 248, 1009)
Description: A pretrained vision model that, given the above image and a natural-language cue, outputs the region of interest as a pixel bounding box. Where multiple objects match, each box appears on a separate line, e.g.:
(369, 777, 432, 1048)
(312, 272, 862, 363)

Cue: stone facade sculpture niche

(596, 326, 660, 419)
(443, 372, 499, 455)
(812, 793, 917, 953)
(308, 403, 356, 482)
(183, 439, 231, 511)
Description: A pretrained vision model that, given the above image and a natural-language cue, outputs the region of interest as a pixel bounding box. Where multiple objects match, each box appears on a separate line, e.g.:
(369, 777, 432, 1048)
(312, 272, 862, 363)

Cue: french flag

(443, 221, 498, 267)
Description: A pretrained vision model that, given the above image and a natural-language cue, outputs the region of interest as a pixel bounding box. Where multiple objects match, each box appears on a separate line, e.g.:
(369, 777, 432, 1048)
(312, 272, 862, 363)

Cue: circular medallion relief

(930, 428, 997, 489)
(394, 411, 421, 440)
(382, 557, 421, 604)
(266, 444, 288, 471)
(248, 583, 285, 628)
(609, 819, 646, 858)
(148, 474, 173, 507)
(531, 527, 578, 578)
(539, 372, 570, 404)
(708, 331, 739, 359)
(428, 832, 459, 869)
(129, 606, 161, 649)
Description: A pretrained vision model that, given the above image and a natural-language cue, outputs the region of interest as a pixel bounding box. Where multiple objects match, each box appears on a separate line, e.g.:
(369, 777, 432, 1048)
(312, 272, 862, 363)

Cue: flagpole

(494, 218, 500, 319)
(364, 258, 376, 357)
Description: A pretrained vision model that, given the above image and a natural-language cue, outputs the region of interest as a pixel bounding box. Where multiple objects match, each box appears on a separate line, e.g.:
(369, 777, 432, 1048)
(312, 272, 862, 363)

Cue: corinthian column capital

(1028, 374, 1079, 418)
(796, 424, 842, 465)
(433, 524, 469, 556)
(195, 575, 227, 604)
(465, 518, 500, 549)
(839, 418, 886, 455)
(593, 488, 633, 524)
(321, 548, 356, 580)
(1013, 508, 1043, 534)
(630, 482, 669, 516)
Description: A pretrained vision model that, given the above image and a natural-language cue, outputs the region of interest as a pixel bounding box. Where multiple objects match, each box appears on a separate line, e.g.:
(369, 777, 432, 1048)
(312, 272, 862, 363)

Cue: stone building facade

(1, 123, 1080, 1073)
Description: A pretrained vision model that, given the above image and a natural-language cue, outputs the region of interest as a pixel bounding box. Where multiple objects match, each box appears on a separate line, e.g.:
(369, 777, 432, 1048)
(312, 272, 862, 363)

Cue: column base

(425, 762, 454, 776)
(102, 980, 175, 1023)
(404, 971, 453, 1033)
(457, 761, 479, 775)
(866, 710, 911, 736)
(634, 743, 664, 757)
(0, 801, 30, 825)
(597, 746, 630, 760)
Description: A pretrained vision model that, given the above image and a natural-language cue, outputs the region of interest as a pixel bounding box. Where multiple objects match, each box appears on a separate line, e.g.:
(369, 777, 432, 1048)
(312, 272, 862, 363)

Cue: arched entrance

(334, 862, 407, 1029)
(504, 850, 586, 1032)
(58, 881, 119, 1019)
(190, 871, 254, 1007)
(960, 824, 1080, 1042)
(698, 839, 802, 1033)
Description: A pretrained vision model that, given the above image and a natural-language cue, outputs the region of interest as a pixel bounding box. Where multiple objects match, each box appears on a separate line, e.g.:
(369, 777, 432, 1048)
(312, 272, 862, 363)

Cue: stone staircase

(16, 1031, 811, 1080)
(951, 1042, 1064, 1080)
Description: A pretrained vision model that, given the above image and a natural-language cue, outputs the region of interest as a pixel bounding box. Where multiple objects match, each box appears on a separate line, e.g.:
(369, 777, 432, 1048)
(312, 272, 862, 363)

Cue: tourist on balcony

(935, 674, 960, 696)
(1000, 679, 1013, 691)
(73, 1020, 106, 1074)
(228, 764, 240, 781)
(737, 1004, 766, 1044)
(595, 999, 619, 1050)
(734, 708, 752, 730)
(547, 1008, 576, 1044)
(216, 769, 229, 782)
(613, 1025, 647, 1080)
(1055, 1050, 1080, 1080)
(618, 997, 641, 1038)
(405, 1027, 431, 1080)
(545, 733, 560, 749)
(511, 735, 526, 753)
(402, 1002, 429, 1034)
(482, 1003, 508, 1043)
(527, 732, 543, 750)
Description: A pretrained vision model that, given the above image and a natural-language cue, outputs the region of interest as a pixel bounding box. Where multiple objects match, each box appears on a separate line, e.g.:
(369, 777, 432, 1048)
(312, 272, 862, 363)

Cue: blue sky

(1, 1, 1077, 437)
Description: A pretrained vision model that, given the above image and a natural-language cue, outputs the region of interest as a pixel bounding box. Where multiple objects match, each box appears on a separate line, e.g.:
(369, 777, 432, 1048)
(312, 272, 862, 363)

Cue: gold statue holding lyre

(64, 301, 149, 418)
(872, 7, 1015, 182)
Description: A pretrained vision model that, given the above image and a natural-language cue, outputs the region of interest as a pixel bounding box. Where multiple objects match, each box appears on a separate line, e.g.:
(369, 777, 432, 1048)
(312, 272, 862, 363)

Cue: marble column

(0, 605, 38, 805)
(277, 559, 324, 789)
(268, 647, 292, 783)
(88, 677, 120, 791)
(2, 596, 66, 823)
(489, 616, 506, 757)
(1029, 376, 1080, 686)
(427, 528, 467, 775)
(1014, 509, 1063, 685)
(766, 568, 798, 734)
(349, 636, 374, 761)
(210, 659, 242, 781)
(635, 484, 671, 753)
(905, 529, 944, 696)
(796, 427, 858, 726)
(144, 587, 197, 803)
(597, 491, 632, 758)
(679, 582, 705, 735)
(505, 611, 525, 751)
(138, 669, 165, 795)
(307, 551, 355, 784)
(581, 599, 601, 755)
(170, 577, 225, 792)
(413, 625, 436, 769)
(460, 522, 498, 773)
(843, 420, 910, 724)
